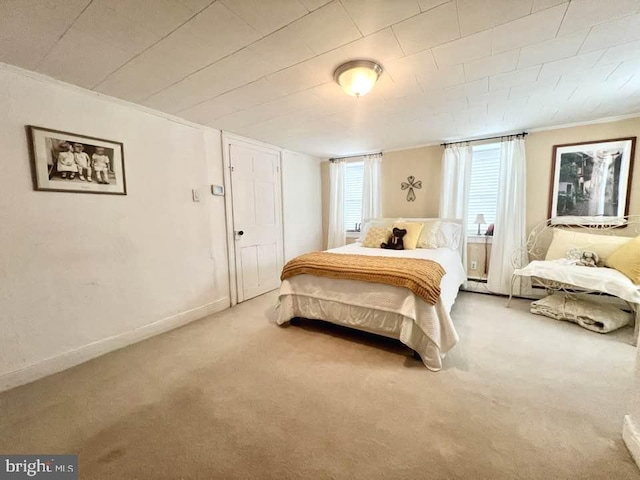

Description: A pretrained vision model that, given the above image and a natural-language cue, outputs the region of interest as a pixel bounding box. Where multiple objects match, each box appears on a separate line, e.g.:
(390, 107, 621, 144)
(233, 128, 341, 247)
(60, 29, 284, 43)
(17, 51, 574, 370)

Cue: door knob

(235, 230, 244, 236)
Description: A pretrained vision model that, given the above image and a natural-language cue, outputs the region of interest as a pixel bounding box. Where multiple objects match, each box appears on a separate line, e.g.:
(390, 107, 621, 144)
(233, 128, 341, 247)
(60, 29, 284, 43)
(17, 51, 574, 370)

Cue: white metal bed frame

(508, 216, 640, 340)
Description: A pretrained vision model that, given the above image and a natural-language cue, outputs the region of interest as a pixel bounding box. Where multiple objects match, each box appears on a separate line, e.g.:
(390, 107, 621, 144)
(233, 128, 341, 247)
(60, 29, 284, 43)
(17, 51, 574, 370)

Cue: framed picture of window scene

(548, 137, 636, 226)
(27, 126, 127, 195)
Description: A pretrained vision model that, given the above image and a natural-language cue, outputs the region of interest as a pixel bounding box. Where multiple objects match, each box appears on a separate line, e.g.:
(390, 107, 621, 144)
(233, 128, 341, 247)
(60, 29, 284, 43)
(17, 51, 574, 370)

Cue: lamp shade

(474, 213, 486, 225)
(334, 60, 383, 97)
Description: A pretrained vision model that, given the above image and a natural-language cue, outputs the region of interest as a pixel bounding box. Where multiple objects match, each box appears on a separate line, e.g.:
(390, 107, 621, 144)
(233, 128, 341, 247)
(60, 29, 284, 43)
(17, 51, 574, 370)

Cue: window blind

(468, 144, 501, 236)
(344, 161, 364, 232)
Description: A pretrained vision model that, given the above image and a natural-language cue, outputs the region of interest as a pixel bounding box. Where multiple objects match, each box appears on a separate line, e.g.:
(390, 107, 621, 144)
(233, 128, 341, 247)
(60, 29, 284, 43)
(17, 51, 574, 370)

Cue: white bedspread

(277, 243, 466, 370)
(514, 260, 640, 304)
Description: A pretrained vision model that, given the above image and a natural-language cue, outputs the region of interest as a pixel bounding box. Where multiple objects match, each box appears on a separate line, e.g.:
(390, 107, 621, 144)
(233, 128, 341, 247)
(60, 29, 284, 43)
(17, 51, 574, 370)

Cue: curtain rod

(441, 131, 528, 147)
(329, 151, 383, 162)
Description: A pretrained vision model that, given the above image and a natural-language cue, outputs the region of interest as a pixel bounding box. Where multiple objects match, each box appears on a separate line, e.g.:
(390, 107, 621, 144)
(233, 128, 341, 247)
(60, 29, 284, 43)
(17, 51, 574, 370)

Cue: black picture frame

(27, 125, 127, 195)
(548, 137, 635, 225)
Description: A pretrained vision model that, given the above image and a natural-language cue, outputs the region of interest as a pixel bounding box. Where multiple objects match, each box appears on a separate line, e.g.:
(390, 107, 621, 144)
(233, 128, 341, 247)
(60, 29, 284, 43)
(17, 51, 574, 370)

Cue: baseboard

(623, 415, 640, 469)
(0, 297, 230, 393)
(461, 281, 546, 300)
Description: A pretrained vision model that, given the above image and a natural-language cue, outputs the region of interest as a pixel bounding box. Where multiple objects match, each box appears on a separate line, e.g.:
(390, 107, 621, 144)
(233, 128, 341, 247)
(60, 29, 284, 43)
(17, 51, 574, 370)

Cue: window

(344, 161, 364, 232)
(467, 144, 500, 236)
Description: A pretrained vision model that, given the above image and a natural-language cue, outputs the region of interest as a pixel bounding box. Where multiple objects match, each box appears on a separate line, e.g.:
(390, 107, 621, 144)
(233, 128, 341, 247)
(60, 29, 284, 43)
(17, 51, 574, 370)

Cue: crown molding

(380, 113, 640, 156)
(221, 131, 287, 153)
(0, 62, 296, 153)
(281, 149, 322, 162)
(527, 112, 640, 133)
(381, 141, 442, 154)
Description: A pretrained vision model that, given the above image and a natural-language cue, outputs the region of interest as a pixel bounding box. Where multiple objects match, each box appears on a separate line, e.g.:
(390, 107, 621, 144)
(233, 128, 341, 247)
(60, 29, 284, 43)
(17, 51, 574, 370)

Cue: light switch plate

(211, 185, 224, 196)
(192, 189, 200, 202)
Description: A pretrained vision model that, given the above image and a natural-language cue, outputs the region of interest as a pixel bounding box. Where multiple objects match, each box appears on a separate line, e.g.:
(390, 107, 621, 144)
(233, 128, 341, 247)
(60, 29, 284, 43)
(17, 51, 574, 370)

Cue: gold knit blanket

(281, 252, 446, 305)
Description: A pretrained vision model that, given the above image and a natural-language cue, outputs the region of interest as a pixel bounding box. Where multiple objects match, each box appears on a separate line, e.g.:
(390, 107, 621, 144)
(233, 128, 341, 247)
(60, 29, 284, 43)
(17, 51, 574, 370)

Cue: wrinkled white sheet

(514, 260, 640, 304)
(277, 243, 466, 371)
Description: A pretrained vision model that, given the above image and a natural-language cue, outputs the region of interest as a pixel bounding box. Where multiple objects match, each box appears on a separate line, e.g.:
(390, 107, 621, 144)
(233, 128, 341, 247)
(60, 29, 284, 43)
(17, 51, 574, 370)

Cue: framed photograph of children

(27, 126, 127, 195)
(548, 137, 636, 226)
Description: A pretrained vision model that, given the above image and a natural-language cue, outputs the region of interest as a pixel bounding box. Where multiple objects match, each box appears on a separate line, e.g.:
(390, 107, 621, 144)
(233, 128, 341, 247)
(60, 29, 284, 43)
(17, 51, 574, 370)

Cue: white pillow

(417, 220, 441, 248)
(437, 221, 462, 250)
(545, 229, 631, 262)
(404, 218, 462, 250)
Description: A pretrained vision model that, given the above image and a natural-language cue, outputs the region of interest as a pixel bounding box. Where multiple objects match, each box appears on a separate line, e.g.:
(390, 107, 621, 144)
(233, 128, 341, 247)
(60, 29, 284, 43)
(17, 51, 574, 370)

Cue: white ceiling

(2, 0, 640, 157)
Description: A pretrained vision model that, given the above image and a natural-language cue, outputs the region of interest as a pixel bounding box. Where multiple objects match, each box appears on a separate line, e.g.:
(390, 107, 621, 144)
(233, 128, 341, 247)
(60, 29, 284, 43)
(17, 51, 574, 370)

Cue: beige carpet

(0, 291, 638, 479)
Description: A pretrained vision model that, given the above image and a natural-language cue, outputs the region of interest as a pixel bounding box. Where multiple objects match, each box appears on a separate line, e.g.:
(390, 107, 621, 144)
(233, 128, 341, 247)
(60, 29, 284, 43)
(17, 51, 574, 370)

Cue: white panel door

(230, 143, 283, 302)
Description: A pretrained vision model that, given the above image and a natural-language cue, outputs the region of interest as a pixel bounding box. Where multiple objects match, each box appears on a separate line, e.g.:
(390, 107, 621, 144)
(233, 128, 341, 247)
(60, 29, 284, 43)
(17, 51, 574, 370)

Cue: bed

(276, 219, 466, 371)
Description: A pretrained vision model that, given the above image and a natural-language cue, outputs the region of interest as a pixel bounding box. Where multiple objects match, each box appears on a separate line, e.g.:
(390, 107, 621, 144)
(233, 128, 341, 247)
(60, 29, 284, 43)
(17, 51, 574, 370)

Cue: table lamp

(474, 213, 486, 235)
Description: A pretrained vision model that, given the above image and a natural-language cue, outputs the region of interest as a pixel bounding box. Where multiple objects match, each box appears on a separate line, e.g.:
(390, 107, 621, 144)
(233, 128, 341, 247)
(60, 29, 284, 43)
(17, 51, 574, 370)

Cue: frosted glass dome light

(334, 60, 383, 97)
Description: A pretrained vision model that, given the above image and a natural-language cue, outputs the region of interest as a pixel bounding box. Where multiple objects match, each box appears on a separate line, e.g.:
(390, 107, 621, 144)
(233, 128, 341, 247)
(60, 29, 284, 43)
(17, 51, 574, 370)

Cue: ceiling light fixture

(333, 60, 383, 97)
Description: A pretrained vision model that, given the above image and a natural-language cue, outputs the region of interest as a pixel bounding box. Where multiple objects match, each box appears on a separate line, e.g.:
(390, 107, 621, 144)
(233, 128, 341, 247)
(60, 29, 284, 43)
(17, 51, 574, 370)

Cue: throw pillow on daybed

(606, 235, 640, 284)
(545, 229, 631, 263)
(392, 222, 424, 250)
(362, 226, 391, 248)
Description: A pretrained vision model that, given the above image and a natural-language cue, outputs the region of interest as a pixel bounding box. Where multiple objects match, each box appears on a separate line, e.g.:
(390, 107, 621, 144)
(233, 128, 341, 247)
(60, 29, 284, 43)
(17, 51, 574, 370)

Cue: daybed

(277, 218, 466, 371)
(509, 216, 640, 339)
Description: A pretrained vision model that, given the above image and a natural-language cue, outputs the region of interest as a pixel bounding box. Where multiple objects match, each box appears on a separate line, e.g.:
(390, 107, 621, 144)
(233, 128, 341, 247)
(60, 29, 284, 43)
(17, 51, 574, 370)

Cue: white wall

(281, 151, 322, 261)
(624, 346, 640, 468)
(0, 65, 230, 390)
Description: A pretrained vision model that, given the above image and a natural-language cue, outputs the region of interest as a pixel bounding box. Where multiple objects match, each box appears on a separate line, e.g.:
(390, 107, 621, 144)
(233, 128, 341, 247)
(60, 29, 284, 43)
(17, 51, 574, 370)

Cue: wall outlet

(471, 260, 478, 270)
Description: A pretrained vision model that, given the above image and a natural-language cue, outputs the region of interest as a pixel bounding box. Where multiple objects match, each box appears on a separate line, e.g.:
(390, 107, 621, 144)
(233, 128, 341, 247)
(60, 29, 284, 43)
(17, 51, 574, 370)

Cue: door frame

(222, 132, 285, 306)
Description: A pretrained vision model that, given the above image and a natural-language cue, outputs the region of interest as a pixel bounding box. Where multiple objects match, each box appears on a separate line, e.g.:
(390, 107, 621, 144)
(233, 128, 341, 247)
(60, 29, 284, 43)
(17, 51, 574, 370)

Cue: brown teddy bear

(381, 227, 407, 250)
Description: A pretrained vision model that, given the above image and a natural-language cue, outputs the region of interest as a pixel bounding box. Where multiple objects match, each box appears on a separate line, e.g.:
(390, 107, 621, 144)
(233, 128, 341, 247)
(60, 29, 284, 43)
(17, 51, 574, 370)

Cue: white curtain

(327, 159, 346, 249)
(361, 153, 382, 221)
(439, 144, 473, 276)
(487, 137, 527, 295)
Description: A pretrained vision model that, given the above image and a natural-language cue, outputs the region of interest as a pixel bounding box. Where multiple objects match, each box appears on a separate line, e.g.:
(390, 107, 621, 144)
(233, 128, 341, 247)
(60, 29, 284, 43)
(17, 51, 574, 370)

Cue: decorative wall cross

(401, 175, 422, 202)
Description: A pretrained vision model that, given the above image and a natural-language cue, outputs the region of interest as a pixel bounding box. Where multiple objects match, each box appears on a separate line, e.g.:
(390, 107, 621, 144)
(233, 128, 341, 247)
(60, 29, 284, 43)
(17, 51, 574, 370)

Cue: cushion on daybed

(514, 260, 640, 304)
(606, 235, 640, 284)
(545, 229, 631, 262)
